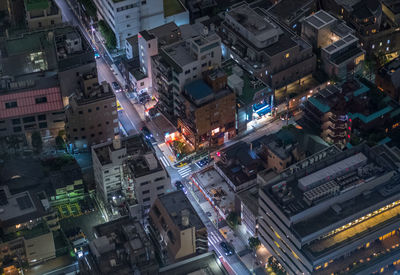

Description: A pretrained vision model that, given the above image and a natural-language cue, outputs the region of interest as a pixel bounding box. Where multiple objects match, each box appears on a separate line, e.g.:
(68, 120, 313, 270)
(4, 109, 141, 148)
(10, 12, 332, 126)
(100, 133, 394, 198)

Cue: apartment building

(92, 135, 170, 204)
(152, 28, 222, 122)
(258, 143, 400, 275)
(0, 185, 59, 268)
(93, 0, 188, 49)
(218, 4, 316, 91)
(303, 79, 400, 149)
(124, 22, 181, 92)
(0, 25, 95, 146)
(82, 216, 158, 274)
(24, 0, 62, 30)
(148, 191, 208, 264)
(178, 71, 236, 149)
(376, 57, 400, 103)
(322, 0, 400, 57)
(302, 10, 365, 80)
(65, 71, 118, 149)
(125, 148, 170, 211)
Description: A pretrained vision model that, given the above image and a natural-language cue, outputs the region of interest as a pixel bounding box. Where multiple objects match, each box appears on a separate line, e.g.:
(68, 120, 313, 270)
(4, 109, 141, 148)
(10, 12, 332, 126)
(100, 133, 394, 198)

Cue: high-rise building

(92, 0, 189, 49)
(152, 28, 222, 122)
(258, 143, 400, 275)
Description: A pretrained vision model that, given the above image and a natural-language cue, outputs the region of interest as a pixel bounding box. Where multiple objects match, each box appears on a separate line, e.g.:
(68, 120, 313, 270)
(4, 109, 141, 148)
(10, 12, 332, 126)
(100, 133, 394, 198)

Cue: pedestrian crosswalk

(208, 231, 223, 246)
(178, 165, 192, 178)
(159, 156, 170, 167)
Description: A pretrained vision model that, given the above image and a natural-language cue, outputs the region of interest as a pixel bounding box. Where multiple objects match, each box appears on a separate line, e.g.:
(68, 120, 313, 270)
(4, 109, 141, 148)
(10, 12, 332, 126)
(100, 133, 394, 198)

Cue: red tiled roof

(0, 87, 63, 119)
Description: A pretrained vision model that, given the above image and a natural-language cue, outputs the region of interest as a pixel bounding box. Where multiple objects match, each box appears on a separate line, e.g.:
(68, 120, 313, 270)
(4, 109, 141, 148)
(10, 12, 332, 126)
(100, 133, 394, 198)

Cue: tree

(248, 237, 261, 250)
(55, 136, 65, 150)
(31, 131, 43, 153)
(98, 20, 116, 50)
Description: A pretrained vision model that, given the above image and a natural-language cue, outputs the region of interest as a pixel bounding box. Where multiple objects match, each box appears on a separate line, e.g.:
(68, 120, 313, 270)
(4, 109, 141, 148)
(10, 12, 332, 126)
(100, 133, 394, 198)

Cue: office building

(178, 71, 236, 149)
(302, 10, 365, 80)
(124, 22, 181, 92)
(218, 4, 316, 90)
(65, 71, 118, 149)
(92, 135, 170, 204)
(376, 57, 400, 103)
(148, 191, 208, 264)
(152, 27, 222, 122)
(92, 0, 188, 49)
(258, 143, 400, 275)
(24, 0, 62, 30)
(83, 216, 158, 274)
(0, 25, 95, 146)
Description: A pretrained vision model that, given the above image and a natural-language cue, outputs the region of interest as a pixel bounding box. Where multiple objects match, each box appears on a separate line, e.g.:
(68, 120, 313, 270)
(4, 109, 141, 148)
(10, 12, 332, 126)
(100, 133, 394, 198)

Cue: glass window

(5, 101, 17, 109)
(35, 97, 47, 104)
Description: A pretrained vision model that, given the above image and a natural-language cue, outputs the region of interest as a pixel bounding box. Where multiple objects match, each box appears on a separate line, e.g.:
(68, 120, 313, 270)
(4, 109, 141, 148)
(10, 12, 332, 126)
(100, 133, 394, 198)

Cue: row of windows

(116, 3, 136, 12)
(72, 123, 106, 131)
(12, 122, 47, 132)
(5, 96, 48, 109)
(72, 132, 103, 140)
(77, 105, 110, 114)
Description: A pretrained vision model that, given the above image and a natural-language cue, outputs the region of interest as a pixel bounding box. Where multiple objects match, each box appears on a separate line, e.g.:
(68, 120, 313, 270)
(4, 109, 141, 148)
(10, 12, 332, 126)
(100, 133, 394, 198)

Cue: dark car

(175, 181, 184, 190)
(220, 241, 234, 256)
(112, 81, 120, 91)
(141, 126, 153, 139)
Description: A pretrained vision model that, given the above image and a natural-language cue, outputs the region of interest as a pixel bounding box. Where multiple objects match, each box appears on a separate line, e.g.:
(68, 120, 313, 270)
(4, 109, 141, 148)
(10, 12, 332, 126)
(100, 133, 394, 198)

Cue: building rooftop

(184, 80, 213, 101)
(159, 251, 228, 275)
(158, 191, 205, 230)
(49, 163, 82, 191)
(261, 143, 400, 242)
(222, 59, 271, 105)
(92, 135, 152, 166)
(267, 0, 315, 24)
(377, 57, 400, 89)
(227, 4, 279, 37)
(127, 152, 164, 178)
(162, 40, 195, 69)
(383, 0, 400, 14)
(193, 168, 235, 216)
(216, 141, 263, 187)
(163, 0, 186, 18)
(24, 0, 49, 11)
(0, 25, 94, 92)
(303, 10, 336, 30)
(91, 216, 158, 274)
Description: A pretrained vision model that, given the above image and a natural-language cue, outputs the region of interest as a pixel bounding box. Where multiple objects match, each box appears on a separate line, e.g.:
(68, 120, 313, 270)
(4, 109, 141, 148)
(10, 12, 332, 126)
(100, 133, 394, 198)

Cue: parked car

(175, 181, 184, 191)
(112, 81, 121, 92)
(220, 242, 234, 256)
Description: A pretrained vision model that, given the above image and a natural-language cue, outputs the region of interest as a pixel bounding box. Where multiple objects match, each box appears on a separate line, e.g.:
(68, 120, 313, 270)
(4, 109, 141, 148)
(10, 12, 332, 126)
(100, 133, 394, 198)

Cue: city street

(57, 1, 282, 273)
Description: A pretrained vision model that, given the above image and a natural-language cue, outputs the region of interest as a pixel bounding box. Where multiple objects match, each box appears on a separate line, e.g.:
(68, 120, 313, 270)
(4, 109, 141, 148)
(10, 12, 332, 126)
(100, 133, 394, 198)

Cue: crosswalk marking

(178, 166, 192, 178)
(160, 156, 170, 167)
(208, 231, 222, 245)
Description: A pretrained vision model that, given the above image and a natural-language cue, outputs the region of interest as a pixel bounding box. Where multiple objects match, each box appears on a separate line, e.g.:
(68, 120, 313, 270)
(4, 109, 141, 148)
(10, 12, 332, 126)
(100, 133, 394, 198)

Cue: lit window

(285, 53, 290, 58)
(380, 42, 382, 46)
(265, 70, 268, 75)
(372, 44, 375, 49)
(371, 29, 376, 33)
(386, 47, 389, 51)
(387, 39, 391, 44)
